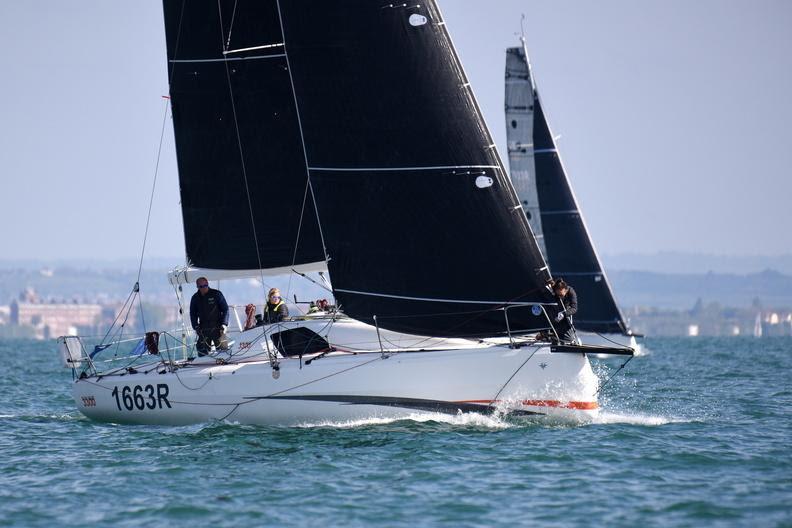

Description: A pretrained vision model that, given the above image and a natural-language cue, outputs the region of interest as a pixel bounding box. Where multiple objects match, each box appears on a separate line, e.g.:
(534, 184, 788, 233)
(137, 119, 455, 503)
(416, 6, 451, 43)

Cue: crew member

(189, 277, 229, 356)
(263, 287, 289, 324)
(552, 279, 578, 343)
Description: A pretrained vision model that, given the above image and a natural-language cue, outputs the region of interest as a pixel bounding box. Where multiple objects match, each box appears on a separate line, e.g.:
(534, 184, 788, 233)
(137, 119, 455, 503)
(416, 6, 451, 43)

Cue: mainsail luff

(505, 42, 630, 335)
(163, 0, 324, 271)
(275, 0, 555, 337)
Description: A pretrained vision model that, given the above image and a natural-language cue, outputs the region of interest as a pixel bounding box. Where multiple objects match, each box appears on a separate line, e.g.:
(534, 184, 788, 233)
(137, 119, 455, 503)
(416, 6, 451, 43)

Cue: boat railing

(58, 329, 201, 378)
(501, 303, 559, 348)
(227, 303, 338, 332)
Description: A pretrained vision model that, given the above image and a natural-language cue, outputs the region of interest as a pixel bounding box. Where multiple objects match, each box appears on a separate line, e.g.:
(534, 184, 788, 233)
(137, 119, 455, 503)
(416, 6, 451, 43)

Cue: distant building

(9, 295, 103, 340)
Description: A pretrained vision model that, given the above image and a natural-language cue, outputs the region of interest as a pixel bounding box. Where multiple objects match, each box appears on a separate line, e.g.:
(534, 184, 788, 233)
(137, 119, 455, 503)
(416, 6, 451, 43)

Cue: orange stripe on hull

(455, 399, 599, 410)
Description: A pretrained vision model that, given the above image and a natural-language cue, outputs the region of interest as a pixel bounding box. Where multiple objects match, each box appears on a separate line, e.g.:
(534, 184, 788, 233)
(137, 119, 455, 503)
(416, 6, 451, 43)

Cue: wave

(593, 411, 689, 426)
(294, 411, 513, 430)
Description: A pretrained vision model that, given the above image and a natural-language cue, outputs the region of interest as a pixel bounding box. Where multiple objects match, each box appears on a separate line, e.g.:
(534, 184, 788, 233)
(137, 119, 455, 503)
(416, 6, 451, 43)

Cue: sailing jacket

(559, 287, 578, 317)
(264, 301, 289, 324)
(190, 288, 229, 331)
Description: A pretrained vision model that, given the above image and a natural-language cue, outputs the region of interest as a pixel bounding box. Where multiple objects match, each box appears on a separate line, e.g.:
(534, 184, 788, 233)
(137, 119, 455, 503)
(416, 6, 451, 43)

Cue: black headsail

(505, 43, 630, 335)
(163, 1, 324, 270)
(275, 1, 555, 337)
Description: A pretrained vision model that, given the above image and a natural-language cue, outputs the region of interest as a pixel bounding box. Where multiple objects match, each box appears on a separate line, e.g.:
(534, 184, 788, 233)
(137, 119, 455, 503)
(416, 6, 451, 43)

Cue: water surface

(1, 338, 790, 527)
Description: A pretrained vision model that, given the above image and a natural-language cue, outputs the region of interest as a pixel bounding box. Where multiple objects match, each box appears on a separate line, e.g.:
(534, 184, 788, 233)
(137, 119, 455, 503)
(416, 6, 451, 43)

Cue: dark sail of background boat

(505, 44, 631, 335)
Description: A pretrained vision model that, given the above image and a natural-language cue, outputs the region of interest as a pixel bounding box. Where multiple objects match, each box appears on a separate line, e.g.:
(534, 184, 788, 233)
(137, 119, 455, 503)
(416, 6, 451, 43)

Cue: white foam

(295, 411, 512, 430)
(593, 411, 684, 426)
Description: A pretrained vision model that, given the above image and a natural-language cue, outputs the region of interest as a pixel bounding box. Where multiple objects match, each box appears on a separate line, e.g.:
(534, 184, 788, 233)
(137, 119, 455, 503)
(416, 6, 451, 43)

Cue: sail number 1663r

(111, 384, 172, 411)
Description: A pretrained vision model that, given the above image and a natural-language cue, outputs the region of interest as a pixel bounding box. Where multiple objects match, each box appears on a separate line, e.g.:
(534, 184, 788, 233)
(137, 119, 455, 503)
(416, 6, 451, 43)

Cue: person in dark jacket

(552, 279, 578, 343)
(189, 277, 229, 356)
(263, 287, 289, 324)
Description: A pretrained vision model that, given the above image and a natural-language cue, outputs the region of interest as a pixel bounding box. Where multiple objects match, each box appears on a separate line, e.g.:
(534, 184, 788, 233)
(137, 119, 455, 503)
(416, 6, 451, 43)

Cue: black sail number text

(111, 384, 172, 411)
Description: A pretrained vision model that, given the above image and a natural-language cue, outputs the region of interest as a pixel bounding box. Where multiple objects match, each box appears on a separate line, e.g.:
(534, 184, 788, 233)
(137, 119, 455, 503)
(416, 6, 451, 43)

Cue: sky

(0, 0, 790, 262)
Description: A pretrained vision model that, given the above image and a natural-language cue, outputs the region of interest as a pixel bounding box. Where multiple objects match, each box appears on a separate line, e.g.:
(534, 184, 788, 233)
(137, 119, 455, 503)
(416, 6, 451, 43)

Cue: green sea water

(1, 337, 790, 527)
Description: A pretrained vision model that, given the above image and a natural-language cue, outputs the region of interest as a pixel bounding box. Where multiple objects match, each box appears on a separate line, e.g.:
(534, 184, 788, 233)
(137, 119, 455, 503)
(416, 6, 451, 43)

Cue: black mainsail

(163, 1, 324, 271)
(505, 43, 631, 336)
(164, 1, 556, 338)
(276, 1, 557, 337)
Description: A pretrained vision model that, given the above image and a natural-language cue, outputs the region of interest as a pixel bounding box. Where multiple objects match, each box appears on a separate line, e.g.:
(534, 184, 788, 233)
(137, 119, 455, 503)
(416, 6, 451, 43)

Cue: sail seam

(168, 54, 286, 63)
(551, 271, 603, 276)
(223, 43, 284, 55)
(308, 165, 499, 172)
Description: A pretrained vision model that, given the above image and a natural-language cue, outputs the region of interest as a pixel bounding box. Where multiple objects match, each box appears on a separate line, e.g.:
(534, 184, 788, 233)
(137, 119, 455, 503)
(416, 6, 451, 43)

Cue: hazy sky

(1, 1, 790, 262)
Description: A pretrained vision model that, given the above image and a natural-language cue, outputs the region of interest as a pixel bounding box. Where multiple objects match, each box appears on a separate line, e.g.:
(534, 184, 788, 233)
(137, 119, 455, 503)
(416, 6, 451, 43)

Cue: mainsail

(276, 1, 556, 337)
(505, 43, 630, 335)
(163, 1, 324, 271)
(164, 0, 555, 338)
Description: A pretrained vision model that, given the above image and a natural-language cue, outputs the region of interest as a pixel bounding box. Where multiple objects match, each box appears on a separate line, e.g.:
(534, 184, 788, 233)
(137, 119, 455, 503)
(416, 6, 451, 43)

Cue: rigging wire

(286, 181, 312, 302)
(216, 0, 270, 310)
(488, 345, 540, 413)
(224, 0, 240, 50)
(133, 97, 172, 333)
(274, 0, 333, 299)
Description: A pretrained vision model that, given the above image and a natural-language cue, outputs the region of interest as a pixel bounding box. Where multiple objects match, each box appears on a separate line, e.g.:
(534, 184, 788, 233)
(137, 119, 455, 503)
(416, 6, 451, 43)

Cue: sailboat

(59, 1, 632, 426)
(504, 36, 642, 352)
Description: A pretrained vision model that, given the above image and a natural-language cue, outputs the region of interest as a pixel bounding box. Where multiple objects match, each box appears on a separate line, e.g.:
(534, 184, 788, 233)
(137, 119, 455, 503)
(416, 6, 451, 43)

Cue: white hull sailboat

(63, 317, 601, 426)
(60, 1, 632, 426)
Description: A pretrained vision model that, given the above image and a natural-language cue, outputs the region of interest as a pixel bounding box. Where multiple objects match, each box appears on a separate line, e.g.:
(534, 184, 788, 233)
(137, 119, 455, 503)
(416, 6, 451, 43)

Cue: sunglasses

(198, 284, 209, 289)
(270, 295, 281, 300)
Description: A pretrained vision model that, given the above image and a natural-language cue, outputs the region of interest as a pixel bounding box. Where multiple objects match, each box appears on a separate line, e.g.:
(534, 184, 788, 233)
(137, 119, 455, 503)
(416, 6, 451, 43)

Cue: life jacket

(265, 301, 286, 323)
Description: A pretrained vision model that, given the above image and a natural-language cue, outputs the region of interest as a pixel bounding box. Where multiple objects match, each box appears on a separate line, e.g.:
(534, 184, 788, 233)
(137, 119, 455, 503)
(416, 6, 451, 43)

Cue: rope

(488, 345, 540, 413)
(97, 286, 137, 347)
(286, 181, 311, 302)
(593, 331, 628, 347)
(216, 0, 270, 309)
(133, 98, 171, 334)
(223, 0, 239, 51)
(595, 356, 634, 395)
(274, 0, 332, 282)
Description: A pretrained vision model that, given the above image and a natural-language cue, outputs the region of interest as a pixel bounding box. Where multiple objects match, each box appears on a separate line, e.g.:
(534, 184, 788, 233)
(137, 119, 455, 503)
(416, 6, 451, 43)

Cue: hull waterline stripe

(247, 394, 545, 416)
(458, 399, 599, 410)
(308, 165, 499, 172)
(335, 288, 554, 306)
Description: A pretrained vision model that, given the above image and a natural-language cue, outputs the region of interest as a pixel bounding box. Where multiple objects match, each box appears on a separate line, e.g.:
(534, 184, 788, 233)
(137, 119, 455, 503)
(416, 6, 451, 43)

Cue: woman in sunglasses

(263, 287, 289, 324)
